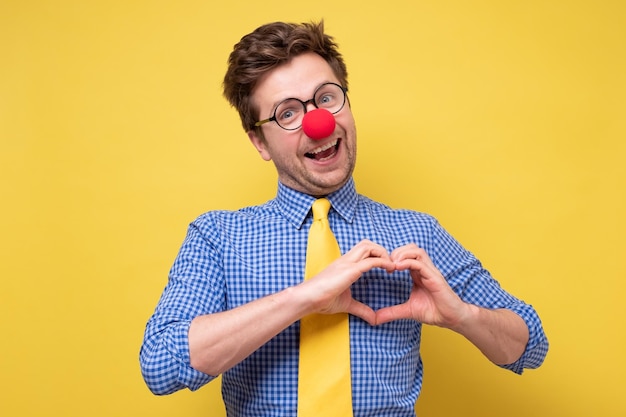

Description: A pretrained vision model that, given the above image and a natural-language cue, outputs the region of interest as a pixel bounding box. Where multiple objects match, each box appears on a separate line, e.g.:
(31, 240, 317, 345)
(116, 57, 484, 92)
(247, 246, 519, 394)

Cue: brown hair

(223, 21, 348, 132)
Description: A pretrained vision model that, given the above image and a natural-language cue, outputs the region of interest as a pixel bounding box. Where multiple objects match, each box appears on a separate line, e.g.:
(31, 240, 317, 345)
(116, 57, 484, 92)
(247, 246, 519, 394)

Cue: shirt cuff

(141, 320, 214, 394)
(498, 303, 549, 374)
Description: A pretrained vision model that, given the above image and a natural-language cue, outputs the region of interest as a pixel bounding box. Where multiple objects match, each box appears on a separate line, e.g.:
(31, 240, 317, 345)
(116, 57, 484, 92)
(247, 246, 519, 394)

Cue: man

(140, 21, 548, 416)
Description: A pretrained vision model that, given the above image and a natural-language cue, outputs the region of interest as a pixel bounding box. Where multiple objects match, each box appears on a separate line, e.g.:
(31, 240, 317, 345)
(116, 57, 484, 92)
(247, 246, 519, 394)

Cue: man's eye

(317, 94, 334, 106)
(278, 109, 296, 120)
(277, 101, 304, 121)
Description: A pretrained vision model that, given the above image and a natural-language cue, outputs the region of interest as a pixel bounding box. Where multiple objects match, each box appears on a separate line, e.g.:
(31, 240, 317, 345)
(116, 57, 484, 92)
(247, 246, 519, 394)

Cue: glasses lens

(315, 83, 346, 114)
(275, 99, 305, 130)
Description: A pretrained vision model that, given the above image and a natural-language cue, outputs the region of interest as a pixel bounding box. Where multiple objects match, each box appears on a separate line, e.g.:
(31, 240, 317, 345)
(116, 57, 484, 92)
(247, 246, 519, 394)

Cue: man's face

(248, 52, 357, 197)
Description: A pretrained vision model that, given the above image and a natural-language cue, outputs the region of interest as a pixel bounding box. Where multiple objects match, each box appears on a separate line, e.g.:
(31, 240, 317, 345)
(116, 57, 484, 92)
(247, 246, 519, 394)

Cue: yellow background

(2, 1, 624, 416)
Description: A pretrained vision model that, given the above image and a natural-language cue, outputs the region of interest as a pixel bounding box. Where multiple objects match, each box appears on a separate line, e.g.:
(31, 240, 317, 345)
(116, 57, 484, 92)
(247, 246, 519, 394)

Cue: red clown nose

(301, 108, 336, 140)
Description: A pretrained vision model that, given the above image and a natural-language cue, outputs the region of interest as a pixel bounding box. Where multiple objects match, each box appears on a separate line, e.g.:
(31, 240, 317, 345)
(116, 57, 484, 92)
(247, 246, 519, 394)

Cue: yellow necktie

(298, 198, 353, 417)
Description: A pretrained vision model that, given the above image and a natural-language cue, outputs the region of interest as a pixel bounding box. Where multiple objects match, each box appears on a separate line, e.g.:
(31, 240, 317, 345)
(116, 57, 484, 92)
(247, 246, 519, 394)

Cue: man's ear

(248, 130, 272, 161)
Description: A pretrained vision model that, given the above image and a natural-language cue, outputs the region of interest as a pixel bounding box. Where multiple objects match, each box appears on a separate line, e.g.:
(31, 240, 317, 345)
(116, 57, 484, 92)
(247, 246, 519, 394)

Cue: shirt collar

(275, 178, 358, 229)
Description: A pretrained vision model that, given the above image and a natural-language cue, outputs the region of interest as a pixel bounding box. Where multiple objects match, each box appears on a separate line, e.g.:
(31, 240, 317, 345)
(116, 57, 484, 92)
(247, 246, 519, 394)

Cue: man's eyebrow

(270, 81, 335, 111)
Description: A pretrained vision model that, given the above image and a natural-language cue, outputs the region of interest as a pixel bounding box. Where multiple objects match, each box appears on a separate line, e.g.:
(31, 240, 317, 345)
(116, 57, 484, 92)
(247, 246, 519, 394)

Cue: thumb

(374, 303, 412, 325)
(347, 300, 376, 326)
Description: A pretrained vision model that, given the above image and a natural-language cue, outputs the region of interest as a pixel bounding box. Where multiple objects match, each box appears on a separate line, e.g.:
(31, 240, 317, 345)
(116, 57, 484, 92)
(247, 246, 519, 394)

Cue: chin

(312, 174, 352, 196)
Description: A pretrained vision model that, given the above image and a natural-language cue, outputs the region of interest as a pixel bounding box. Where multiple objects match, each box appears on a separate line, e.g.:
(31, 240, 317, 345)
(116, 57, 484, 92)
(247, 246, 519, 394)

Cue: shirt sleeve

(140, 215, 225, 394)
(428, 218, 549, 374)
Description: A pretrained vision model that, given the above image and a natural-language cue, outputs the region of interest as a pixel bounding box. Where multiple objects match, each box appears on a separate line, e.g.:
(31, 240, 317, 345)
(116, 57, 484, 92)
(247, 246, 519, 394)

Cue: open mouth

(304, 138, 341, 161)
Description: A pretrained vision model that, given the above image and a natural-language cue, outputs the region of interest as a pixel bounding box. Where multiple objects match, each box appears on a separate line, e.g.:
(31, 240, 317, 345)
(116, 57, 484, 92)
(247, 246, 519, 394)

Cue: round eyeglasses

(254, 82, 347, 131)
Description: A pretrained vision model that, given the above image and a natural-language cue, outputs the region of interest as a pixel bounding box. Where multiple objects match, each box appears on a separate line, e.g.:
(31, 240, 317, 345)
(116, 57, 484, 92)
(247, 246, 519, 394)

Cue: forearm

(189, 285, 312, 376)
(452, 305, 529, 366)
(140, 287, 309, 393)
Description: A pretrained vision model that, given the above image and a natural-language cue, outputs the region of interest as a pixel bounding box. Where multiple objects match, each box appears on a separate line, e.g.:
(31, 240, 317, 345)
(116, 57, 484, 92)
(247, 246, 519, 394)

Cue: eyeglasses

(254, 82, 347, 131)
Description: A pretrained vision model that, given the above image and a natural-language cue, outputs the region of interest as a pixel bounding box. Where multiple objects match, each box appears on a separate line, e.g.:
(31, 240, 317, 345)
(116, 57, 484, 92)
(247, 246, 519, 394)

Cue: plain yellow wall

(1, 1, 624, 416)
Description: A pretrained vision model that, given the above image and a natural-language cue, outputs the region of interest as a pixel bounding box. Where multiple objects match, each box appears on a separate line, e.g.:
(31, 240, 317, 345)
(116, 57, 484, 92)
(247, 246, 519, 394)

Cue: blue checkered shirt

(140, 178, 548, 416)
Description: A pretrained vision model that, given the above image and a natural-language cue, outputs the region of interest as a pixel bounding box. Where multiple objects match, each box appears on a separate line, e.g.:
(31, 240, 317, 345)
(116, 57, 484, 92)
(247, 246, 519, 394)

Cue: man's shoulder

(357, 194, 436, 222)
(194, 200, 279, 224)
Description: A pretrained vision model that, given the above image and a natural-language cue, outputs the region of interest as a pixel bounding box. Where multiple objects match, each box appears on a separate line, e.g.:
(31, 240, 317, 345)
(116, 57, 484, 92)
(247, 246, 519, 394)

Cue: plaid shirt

(140, 178, 548, 416)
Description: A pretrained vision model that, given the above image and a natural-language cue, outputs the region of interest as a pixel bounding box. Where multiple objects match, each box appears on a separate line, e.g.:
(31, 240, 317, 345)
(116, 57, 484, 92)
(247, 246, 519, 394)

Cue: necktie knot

(312, 198, 331, 221)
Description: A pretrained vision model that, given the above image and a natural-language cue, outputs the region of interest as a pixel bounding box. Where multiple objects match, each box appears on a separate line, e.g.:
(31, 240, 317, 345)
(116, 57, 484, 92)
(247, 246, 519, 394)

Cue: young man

(140, 21, 548, 416)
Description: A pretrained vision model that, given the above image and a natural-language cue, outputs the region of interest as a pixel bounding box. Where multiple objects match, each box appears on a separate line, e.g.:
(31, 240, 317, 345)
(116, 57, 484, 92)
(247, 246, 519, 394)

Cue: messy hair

(223, 21, 348, 132)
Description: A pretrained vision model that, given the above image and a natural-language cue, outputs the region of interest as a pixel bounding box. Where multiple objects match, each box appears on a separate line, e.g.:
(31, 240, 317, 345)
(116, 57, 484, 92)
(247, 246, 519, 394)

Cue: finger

(339, 241, 395, 274)
(395, 259, 452, 299)
(343, 239, 391, 262)
(374, 302, 413, 325)
(390, 244, 422, 260)
(388, 243, 413, 261)
(390, 244, 438, 275)
(346, 300, 376, 326)
(390, 245, 438, 270)
(395, 258, 439, 283)
(412, 247, 436, 270)
(355, 256, 397, 276)
(390, 245, 430, 267)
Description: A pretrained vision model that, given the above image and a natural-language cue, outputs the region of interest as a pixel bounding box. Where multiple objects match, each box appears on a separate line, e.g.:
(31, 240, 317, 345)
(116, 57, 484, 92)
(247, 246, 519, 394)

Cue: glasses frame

(254, 82, 347, 130)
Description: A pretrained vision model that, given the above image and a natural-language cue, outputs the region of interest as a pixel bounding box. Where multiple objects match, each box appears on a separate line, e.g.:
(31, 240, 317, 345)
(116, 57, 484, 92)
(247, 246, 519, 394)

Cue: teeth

(309, 139, 338, 155)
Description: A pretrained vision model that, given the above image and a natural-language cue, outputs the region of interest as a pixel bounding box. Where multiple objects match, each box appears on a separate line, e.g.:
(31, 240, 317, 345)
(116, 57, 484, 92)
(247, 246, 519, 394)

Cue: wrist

(280, 282, 319, 318)
(448, 302, 480, 334)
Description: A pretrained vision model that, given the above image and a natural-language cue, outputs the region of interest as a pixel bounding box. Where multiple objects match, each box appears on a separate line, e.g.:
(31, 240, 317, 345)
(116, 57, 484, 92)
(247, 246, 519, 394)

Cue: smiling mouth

(305, 139, 341, 161)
